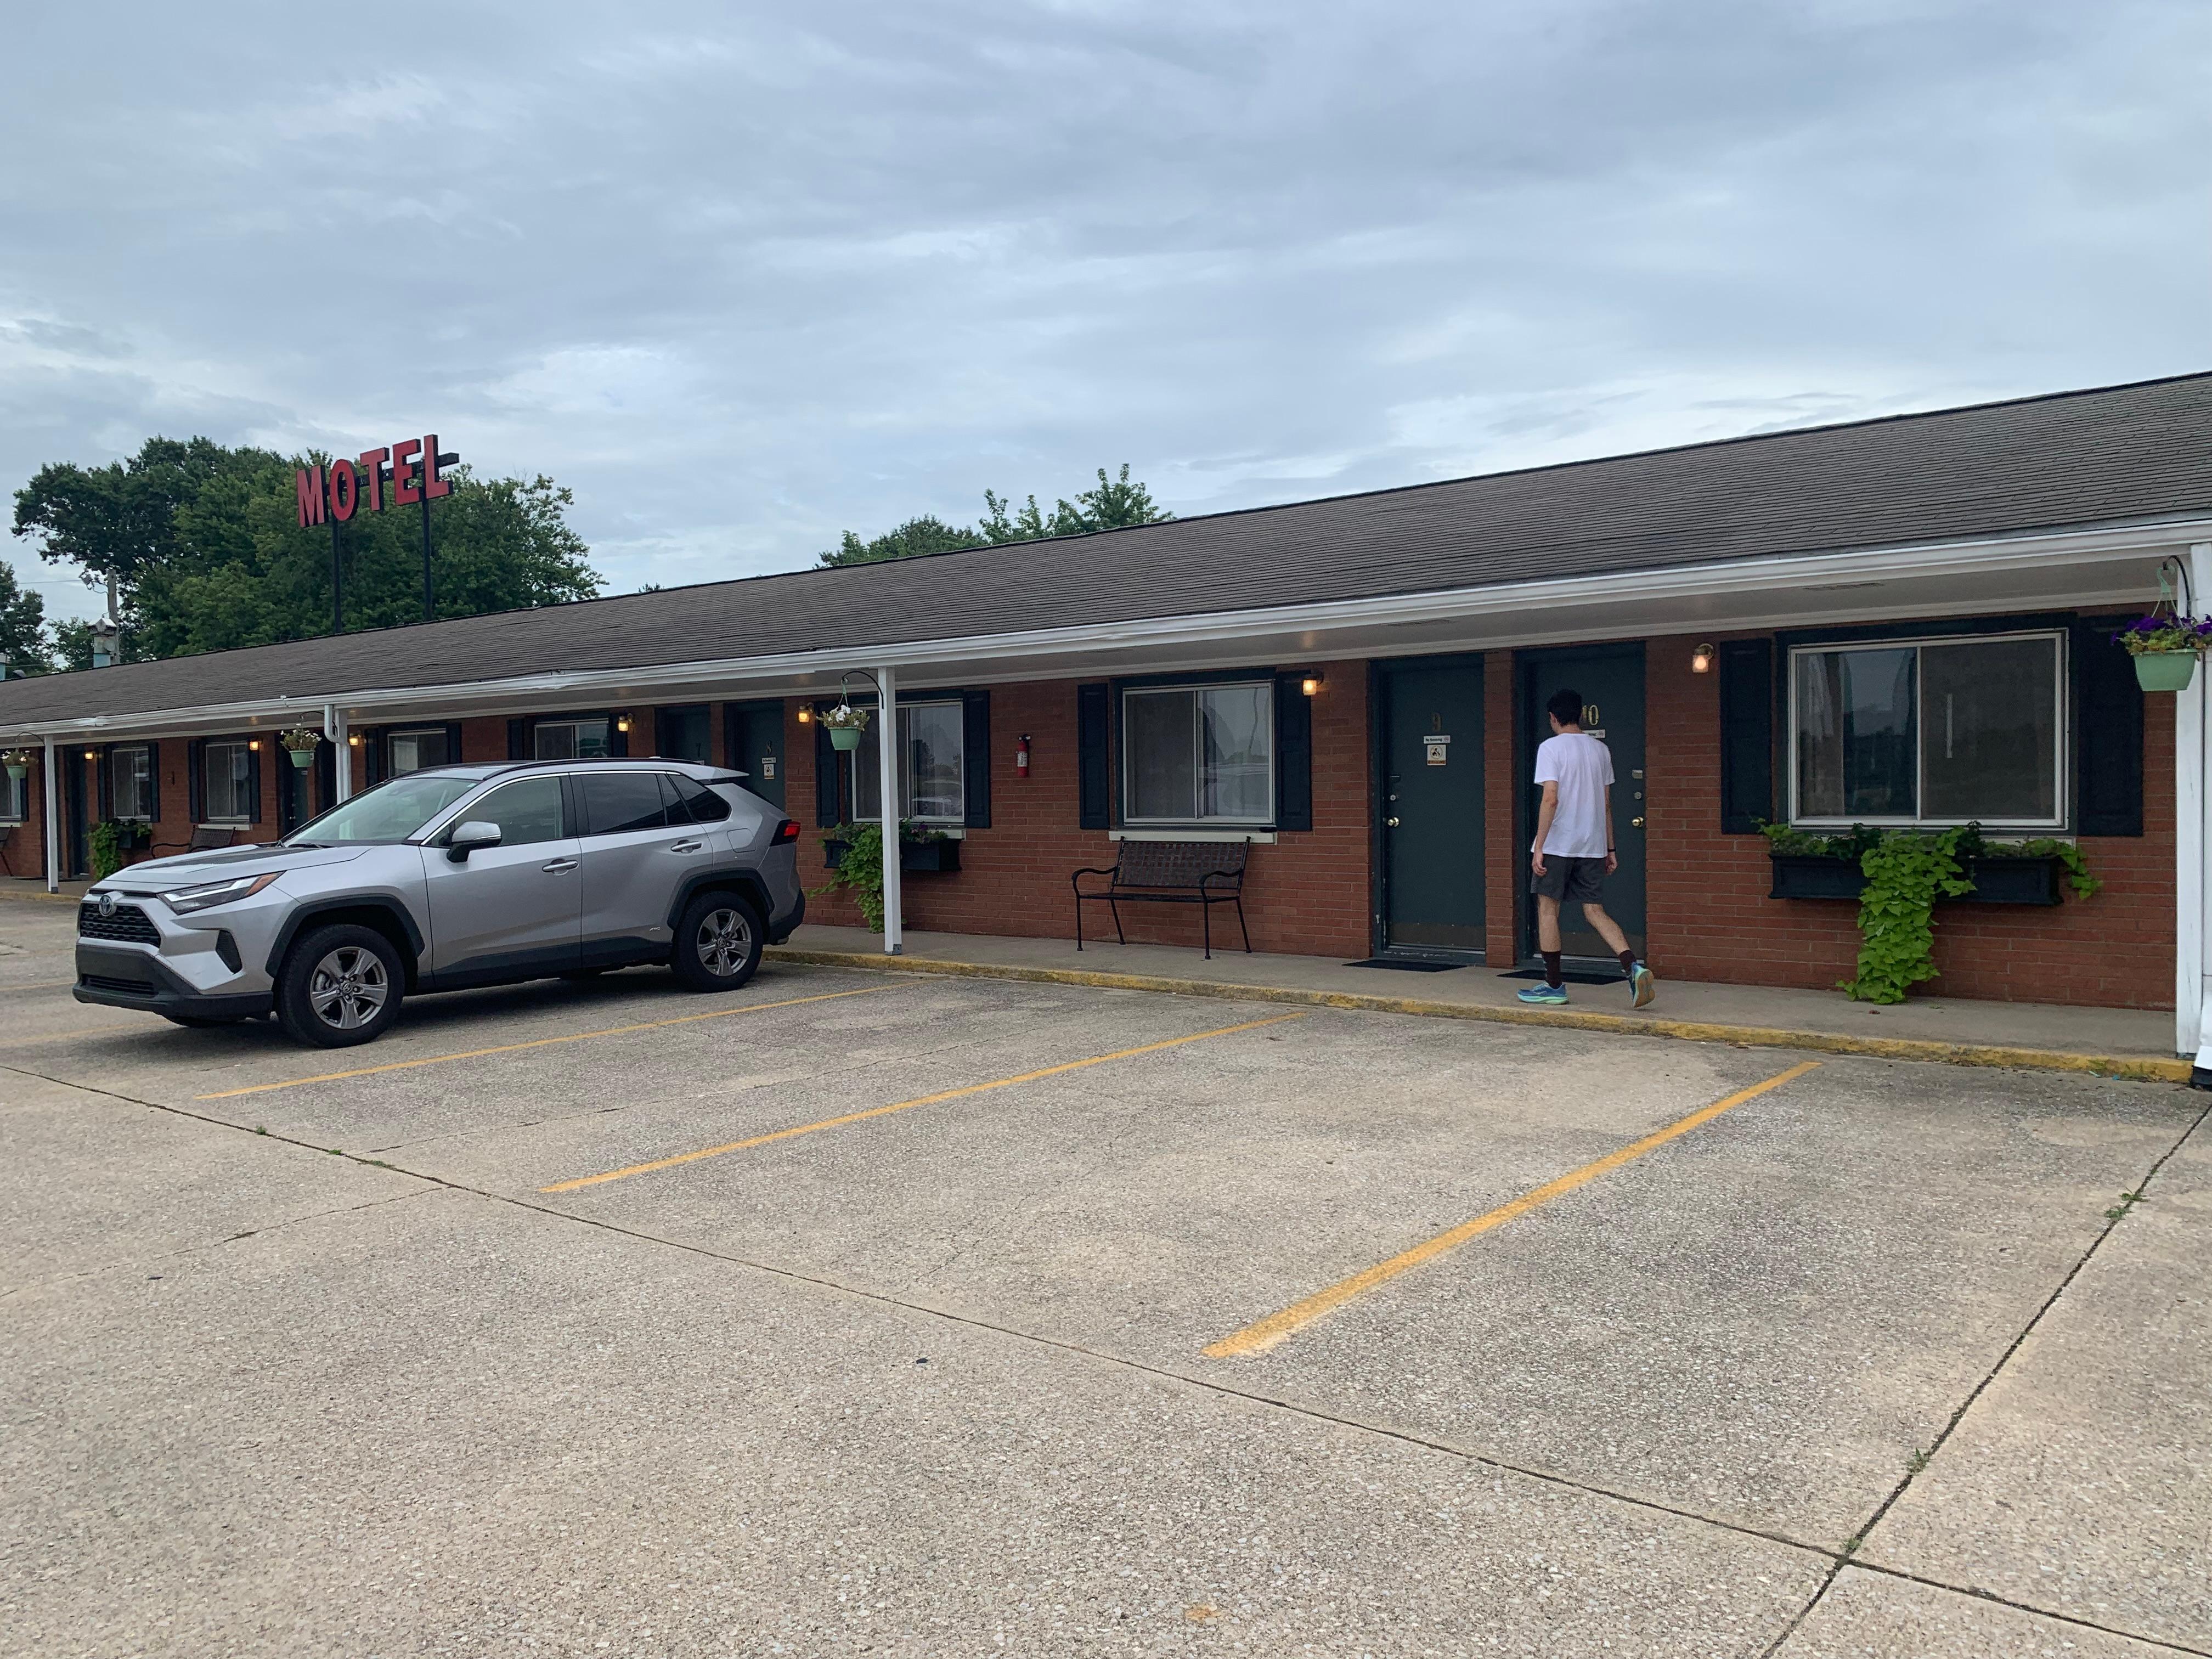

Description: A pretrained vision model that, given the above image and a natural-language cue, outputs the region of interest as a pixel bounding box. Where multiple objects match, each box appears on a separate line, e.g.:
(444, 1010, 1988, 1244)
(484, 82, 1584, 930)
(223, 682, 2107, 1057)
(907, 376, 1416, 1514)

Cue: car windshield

(282, 775, 482, 844)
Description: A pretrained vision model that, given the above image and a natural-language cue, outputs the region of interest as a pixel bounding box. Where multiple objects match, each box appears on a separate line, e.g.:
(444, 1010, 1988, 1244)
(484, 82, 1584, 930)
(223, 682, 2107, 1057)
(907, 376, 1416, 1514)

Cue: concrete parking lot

(2, 894, 2205, 1657)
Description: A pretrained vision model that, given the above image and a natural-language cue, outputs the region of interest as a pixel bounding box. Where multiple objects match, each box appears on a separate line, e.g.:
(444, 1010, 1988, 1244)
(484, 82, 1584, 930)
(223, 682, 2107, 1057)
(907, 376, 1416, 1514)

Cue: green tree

(12, 437, 603, 659)
(817, 514, 987, 568)
(818, 464, 1171, 567)
(0, 561, 50, 674)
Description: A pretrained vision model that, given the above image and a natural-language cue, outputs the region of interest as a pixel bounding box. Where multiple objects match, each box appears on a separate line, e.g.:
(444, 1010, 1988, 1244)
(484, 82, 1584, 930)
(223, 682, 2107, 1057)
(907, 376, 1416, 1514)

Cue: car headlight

(158, 872, 281, 914)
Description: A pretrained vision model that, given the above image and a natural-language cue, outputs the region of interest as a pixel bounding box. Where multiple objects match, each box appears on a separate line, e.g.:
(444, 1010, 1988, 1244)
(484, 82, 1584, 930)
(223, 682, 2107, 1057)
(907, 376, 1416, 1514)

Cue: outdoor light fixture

(616, 714, 632, 733)
(83, 749, 95, 760)
(795, 705, 812, 724)
(1300, 674, 1324, 697)
(248, 739, 261, 752)
(348, 733, 362, 747)
(1690, 643, 1717, 674)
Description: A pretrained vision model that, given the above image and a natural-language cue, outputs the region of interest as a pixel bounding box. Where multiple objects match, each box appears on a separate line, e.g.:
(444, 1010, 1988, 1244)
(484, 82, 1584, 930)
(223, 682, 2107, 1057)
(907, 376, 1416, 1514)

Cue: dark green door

(1379, 658, 1486, 953)
(724, 701, 786, 810)
(1521, 645, 1646, 961)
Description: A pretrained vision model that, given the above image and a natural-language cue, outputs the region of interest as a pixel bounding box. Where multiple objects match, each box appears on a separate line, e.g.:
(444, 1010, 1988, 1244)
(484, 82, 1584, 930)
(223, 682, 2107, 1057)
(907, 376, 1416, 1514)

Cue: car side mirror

(446, 820, 503, 862)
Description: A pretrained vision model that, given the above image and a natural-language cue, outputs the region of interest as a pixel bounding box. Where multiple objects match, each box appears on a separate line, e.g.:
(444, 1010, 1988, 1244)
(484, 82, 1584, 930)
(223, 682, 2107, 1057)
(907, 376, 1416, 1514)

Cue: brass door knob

(1631, 816, 1646, 828)
(1385, 816, 1401, 827)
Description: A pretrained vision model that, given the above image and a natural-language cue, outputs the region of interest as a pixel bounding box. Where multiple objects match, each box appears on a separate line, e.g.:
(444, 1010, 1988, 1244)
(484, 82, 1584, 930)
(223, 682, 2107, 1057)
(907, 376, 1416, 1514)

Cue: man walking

(1517, 687, 1656, 1008)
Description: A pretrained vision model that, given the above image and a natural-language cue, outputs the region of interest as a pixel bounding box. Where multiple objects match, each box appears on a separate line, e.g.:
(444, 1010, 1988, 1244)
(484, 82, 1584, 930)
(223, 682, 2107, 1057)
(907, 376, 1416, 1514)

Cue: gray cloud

(3, 0, 2207, 619)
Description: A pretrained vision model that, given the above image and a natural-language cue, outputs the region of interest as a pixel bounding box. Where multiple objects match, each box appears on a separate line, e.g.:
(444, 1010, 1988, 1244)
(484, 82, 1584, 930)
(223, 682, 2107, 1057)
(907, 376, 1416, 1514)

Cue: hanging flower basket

(819, 701, 871, 753)
(2, 748, 31, 783)
(2113, 614, 2212, 692)
(278, 726, 324, 769)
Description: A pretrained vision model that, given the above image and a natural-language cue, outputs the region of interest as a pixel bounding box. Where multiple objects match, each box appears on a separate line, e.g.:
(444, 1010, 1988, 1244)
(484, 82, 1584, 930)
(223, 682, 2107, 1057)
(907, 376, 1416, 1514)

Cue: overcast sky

(3, 0, 2207, 622)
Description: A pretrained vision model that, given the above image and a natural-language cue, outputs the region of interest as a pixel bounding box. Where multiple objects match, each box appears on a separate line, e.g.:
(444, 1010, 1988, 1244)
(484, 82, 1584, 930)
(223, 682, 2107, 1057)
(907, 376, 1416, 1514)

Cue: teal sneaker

(1629, 962, 1656, 1008)
(1516, 983, 1570, 1006)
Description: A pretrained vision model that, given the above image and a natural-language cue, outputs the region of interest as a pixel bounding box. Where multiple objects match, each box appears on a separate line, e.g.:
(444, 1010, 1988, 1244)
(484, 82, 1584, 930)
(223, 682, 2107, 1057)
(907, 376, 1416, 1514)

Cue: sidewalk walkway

(771, 924, 2188, 1082)
(0, 878, 91, 903)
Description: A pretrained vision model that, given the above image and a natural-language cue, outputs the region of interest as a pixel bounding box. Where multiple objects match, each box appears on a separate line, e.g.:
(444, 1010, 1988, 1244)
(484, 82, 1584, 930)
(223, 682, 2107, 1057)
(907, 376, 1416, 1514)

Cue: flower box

(823, 835, 961, 874)
(1769, 854, 2061, 906)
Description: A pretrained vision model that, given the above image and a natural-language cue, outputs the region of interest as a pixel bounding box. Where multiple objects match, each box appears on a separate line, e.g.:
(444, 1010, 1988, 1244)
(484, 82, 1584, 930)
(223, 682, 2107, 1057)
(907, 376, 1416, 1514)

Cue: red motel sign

(296, 435, 456, 526)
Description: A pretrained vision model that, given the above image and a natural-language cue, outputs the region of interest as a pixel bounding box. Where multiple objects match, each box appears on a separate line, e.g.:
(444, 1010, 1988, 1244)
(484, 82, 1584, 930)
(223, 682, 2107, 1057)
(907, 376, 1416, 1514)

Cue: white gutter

(2, 516, 2202, 743)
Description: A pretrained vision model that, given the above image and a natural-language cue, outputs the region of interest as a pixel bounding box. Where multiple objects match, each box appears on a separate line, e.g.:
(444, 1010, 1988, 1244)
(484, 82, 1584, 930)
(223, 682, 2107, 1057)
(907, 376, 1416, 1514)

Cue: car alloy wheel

(695, 906, 754, 979)
(308, 944, 390, 1030)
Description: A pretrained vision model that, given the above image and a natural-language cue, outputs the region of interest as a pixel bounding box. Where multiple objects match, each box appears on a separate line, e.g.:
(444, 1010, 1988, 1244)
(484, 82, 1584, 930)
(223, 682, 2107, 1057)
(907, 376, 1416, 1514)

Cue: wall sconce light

(1300, 673, 1324, 697)
(615, 713, 632, 734)
(83, 748, 96, 760)
(1690, 643, 1717, 675)
(347, 733, 362, 747)
(248, 739, 262, 751)
(795, 705, 812, 724)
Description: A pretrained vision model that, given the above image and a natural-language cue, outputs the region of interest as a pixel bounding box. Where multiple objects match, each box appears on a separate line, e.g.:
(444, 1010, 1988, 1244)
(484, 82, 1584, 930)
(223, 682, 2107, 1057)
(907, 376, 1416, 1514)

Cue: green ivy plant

(808, 820, 946, 933)
(87, 819, 128, 880)
(1840, 827, 1973, 1003)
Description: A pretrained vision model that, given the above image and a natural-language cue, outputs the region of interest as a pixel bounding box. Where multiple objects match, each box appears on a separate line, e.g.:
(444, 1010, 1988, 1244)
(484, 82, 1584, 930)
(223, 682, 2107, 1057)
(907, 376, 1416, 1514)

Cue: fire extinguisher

(1015, 734, 1031, 777)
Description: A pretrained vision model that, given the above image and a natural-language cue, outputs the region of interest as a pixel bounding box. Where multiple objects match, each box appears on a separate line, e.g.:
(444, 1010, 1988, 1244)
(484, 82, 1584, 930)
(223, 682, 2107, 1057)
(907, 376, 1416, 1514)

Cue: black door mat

(1343, 958, 1466, 972)
(1498, 968, 1626, 986)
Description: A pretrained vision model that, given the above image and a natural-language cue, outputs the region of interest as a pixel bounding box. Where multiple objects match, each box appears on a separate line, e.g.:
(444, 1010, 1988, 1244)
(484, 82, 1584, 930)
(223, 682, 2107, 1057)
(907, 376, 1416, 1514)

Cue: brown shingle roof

(4, 371, 2209, 726)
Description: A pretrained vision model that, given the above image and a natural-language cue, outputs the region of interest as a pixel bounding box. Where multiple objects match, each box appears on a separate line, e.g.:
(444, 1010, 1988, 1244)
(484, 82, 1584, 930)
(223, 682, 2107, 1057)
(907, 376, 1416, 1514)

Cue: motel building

(7, 374, 2212, 1064)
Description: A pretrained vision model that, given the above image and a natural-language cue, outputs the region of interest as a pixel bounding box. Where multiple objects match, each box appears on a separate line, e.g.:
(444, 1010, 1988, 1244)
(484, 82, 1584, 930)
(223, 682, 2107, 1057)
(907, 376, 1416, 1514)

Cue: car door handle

(669, 839, 705, 854)
(541, 857, 579, 873)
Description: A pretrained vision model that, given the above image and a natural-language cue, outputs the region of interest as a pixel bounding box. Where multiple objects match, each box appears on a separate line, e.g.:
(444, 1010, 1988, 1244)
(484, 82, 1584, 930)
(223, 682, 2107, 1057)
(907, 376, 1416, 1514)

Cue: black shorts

(1531, 855, 1606, 902)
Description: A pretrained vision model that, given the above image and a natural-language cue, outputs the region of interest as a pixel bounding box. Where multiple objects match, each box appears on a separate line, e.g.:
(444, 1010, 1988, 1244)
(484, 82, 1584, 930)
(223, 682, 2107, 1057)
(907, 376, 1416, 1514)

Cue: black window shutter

(815, 720, 842, 826)
(95, 746, 111, 823)
(363, 728, 383, 786)
(313, 737, 334, 814)
(145, 741, 162, 823)
(2074, 619, 2144, 836)
(507, 719, 527, 761)
(1718, 640, 1775, 834)
(246, 739, 263, 823)
(1077, 684, 1110, 830)
(962, 690, 991, 828)
(1273, 674, 1313, 832)
(445, 722, 465, 765)
(607, 713, 629, 758)
(187, 738, 205, 822)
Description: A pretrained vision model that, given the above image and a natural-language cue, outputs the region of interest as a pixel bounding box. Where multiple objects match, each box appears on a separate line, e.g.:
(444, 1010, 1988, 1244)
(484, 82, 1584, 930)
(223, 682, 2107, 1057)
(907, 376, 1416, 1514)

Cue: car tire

(672, 891, 763, 992)
(275, 923, 405, 1048)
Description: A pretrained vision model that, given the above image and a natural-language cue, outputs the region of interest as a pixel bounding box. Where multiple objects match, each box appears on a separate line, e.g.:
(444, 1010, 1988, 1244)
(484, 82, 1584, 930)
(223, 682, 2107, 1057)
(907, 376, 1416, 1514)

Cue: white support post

(2188, 543, 2212, 1078)
(876, 665, 903, 956)
(326, 703, 351, 803)
(42, 736, 58, 893)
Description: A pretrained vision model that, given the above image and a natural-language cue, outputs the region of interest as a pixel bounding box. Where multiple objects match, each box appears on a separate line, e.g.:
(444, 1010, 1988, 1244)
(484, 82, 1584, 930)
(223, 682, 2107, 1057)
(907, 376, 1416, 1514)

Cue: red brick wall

(1645, 629, 2174, 1008)
(783, 667, 1374, 957)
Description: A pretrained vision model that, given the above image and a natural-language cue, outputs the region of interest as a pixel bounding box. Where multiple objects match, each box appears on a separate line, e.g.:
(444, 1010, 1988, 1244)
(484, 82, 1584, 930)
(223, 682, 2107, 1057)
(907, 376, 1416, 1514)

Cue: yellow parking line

(195, 986, 895, 1100)
(1204, 1059, 1821, 1358)
(541, 1010, 1309, 1193)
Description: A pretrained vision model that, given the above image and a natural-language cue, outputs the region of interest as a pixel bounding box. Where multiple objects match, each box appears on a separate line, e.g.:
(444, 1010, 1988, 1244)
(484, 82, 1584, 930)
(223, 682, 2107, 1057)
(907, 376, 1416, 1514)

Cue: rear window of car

(579, 771, 669, 836)
(668, 775, 732, 823)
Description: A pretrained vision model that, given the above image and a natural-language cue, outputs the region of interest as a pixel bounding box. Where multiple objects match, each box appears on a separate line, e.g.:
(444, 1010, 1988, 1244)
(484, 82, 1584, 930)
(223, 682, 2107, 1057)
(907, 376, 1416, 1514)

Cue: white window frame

(1786, 629, 2069, 831)
(109, 744, 154, 822)
(202, 740, 254, 824)
(852, 699, 966, 828)
(1120, 679, 1277, 828)
(533, 718, 612, 761)
(0, 768, 26, 826)
(386, 727, 452, 776)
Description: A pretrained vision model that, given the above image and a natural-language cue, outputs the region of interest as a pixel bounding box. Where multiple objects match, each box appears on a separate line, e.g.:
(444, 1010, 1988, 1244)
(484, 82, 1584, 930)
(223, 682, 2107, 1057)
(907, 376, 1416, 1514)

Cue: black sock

(1542, 950, 1562, 988)
(1617, 949, 1637, 974)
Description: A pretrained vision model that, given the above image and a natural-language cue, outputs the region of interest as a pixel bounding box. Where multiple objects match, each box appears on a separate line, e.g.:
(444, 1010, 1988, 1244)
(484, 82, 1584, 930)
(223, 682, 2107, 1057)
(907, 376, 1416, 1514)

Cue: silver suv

(74, 759, 807, 1048)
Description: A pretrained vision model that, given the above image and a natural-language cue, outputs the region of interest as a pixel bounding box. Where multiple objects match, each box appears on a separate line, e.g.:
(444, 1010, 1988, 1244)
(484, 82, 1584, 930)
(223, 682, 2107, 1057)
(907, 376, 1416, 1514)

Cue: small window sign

(759, 756, 777, 778)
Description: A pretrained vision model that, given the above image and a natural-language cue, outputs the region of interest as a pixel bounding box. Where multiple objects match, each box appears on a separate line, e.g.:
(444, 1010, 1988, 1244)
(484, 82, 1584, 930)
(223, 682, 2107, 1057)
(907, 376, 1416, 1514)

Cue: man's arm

(1531, 780, 1559, 874)
(1604, 782, 1617, 876)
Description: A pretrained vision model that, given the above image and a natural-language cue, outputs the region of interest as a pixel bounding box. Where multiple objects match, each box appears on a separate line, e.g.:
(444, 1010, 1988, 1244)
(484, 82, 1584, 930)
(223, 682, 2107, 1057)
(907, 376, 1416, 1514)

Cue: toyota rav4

(74, 759, 806, 1048)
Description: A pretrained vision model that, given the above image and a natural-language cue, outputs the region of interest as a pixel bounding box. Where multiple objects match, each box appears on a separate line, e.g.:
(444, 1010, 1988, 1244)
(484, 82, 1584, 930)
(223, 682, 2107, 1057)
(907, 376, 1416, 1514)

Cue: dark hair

(1546, 688, 1584, 727)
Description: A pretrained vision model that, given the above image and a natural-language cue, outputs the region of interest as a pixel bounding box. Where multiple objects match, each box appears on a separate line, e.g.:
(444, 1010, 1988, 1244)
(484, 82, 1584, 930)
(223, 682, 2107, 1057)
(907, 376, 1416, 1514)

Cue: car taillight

(773, 819, 802, 845)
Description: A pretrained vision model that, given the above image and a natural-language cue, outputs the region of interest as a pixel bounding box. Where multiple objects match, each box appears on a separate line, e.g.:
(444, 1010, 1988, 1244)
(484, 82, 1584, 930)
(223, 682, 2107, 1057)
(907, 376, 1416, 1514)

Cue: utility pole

(329, 510, 344, 635)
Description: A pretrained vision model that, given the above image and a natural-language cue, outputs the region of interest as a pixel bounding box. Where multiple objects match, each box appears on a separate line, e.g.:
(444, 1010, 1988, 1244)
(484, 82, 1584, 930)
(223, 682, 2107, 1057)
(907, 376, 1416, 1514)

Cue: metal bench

(149, 824, 238, 857)
(1071, 839, 1252, 959)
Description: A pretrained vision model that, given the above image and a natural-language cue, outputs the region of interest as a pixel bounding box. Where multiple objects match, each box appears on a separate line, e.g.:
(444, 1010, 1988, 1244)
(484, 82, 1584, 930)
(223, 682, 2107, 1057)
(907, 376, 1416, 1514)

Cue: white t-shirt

(1533, 732, 1615, 859)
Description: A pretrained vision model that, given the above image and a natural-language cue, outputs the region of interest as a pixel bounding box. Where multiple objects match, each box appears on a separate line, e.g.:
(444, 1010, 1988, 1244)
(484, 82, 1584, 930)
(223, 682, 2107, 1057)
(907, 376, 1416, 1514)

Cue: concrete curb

(0, 887, 79, 905)
(766, 946, 2190, 1084)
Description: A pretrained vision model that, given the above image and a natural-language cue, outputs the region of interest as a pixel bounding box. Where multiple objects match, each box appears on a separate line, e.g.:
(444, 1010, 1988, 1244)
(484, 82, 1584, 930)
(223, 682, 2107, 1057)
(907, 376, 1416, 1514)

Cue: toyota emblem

(98, 892, 117, 918)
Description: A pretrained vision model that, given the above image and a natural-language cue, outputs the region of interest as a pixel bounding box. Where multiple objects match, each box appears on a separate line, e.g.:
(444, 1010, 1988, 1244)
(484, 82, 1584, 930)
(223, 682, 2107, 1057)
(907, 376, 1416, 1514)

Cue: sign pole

(329, 511, 343, 635)
(420, 493, 435, 622)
